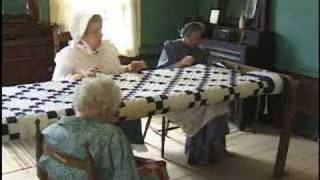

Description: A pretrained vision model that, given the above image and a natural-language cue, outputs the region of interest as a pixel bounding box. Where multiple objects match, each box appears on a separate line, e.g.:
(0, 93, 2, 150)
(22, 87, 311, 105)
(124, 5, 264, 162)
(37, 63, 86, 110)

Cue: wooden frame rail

(34, 60, 297, 177)
(221, 60, 298, 177)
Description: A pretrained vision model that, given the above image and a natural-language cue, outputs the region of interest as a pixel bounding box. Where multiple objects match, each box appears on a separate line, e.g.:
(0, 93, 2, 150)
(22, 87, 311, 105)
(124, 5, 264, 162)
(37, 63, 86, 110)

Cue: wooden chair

(143, 116, 179, 158)
(52, 24, 72, 53)
(35, 119, 95, 180)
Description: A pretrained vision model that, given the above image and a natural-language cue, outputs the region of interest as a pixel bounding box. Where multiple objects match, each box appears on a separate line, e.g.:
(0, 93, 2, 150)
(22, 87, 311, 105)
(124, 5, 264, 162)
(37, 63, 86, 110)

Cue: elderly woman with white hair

(51, 11, 146, 144)
(37, 77, 168, 180)
(38, 77, 140, 179)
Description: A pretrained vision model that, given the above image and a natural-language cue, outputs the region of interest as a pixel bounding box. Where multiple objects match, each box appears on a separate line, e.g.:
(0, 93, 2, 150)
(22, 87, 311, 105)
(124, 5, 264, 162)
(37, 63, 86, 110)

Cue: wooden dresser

(2, 15, 54, 86)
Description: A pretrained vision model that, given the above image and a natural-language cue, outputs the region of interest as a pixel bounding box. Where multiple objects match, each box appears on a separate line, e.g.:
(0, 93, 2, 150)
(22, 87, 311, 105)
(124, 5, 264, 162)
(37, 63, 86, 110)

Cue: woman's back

(38, 116, 141, 180)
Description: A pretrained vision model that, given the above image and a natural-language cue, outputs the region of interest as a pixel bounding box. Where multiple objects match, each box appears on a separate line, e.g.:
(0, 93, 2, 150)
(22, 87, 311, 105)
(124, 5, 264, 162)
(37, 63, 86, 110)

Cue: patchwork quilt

(2, 64, 283, 143)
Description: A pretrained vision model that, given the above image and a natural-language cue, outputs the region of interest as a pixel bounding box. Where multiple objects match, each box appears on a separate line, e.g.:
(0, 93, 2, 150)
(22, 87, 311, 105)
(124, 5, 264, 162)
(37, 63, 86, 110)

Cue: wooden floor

(2, 118, 319, 180)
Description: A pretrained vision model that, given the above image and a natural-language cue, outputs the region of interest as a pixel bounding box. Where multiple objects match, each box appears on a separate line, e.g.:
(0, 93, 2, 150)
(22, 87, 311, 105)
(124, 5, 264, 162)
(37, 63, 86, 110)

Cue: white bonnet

(69, 11, 100, 46)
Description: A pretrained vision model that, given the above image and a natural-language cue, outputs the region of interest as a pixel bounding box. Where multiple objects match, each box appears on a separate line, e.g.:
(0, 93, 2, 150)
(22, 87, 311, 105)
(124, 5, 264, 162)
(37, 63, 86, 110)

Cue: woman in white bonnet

(52, 11, 146, 144)
(52, 11, 147, 81)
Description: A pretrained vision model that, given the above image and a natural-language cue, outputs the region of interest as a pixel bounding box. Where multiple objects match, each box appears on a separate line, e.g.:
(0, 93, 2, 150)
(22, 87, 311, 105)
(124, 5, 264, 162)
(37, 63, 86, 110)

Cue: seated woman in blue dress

(157, 21, 230, 165)
(38, 77, 168, 180)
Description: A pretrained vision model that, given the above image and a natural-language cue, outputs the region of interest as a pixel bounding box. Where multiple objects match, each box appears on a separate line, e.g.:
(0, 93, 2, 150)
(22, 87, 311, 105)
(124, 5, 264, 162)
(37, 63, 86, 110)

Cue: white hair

(73, 77, 121, 122)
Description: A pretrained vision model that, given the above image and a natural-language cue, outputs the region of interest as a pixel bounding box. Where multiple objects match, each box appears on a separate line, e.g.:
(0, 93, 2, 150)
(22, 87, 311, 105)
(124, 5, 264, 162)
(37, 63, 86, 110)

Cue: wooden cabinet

(200, 39, 247, 65)
(2, 16, 54, 86)
(200, 30, 273, 70)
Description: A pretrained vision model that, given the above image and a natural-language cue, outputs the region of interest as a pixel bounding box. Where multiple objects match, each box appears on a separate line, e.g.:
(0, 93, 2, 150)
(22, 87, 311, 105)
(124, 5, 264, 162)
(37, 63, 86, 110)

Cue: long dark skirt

(116, 119, 144, 144)
(185, 114, 229, 165)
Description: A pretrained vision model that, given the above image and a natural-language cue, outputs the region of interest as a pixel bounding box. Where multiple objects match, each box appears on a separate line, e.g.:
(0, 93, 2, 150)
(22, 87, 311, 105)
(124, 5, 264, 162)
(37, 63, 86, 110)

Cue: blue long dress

(157, 39, 230, 165)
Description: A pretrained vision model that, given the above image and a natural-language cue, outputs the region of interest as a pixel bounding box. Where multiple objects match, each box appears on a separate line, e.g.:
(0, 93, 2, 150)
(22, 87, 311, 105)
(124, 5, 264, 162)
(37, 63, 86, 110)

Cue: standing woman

(52, 11, 147, 144)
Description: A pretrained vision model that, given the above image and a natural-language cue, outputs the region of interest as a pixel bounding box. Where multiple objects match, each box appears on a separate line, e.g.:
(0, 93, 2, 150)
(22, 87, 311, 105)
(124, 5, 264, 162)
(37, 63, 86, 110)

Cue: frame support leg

(143, 115, 152, 140)
(273, 79, 298, 177)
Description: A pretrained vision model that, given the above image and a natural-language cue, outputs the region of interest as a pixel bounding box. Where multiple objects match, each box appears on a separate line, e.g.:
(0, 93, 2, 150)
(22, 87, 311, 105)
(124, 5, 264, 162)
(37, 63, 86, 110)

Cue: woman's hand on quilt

(70, 73, 83, 80)
(176, 55, 195, 68)
(81, 65, 102, 78)
(127, 61, 148, 73)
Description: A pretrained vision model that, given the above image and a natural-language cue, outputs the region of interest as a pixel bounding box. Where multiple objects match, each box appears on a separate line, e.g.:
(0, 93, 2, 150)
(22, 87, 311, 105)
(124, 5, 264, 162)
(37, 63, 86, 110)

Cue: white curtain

(50, 0, 141, 56)
(103, 0, 141, 56)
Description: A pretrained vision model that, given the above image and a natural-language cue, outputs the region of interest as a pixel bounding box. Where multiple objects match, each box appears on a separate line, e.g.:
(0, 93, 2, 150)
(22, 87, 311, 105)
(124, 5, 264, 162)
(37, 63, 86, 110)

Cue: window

(52, 0, 140, 56)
